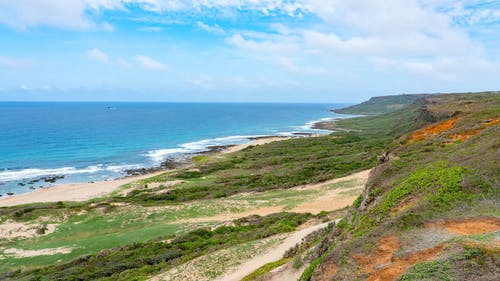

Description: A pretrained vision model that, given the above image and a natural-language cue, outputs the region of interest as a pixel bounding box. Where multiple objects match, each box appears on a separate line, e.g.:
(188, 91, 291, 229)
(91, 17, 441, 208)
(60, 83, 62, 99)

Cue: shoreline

(0, 136, 291, 207)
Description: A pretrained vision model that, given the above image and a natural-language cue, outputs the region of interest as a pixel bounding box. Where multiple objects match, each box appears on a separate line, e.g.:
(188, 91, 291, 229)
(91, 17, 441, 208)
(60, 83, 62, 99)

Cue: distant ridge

(333, 94, 429, 115)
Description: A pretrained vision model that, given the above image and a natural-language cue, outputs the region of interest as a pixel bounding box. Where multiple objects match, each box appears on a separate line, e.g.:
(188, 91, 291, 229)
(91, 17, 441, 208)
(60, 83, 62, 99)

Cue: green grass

(2, 213, 311, 281)
(333, 94, 429, 115)
(241, 258, 291, 281)
(397, 261, 456, 281)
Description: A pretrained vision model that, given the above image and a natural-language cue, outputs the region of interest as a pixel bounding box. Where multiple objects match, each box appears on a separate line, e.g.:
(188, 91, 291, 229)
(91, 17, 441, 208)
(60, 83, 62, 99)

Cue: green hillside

(304, 92, 500, 281)
(333, 94, 429, 115)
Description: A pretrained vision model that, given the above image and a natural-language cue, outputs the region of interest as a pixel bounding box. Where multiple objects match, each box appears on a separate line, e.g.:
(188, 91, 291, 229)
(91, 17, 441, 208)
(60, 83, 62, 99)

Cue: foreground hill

(305, 92, 500, 281)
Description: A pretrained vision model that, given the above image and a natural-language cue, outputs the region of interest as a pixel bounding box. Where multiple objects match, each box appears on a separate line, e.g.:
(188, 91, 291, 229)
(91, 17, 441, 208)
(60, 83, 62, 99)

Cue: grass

(294, 92, 500, 280)
(397, 261, 456, 281)
(241, 258, 291, 281)
(2, 213, 311, 280)
(0, 178, 360, 273)
(162, 236, 285, 281)
(333, 94, 429, 115)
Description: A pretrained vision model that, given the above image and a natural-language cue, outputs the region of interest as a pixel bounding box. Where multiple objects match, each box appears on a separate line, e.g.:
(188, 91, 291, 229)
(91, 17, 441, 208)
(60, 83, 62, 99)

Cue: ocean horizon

(0, 102, 351, 195)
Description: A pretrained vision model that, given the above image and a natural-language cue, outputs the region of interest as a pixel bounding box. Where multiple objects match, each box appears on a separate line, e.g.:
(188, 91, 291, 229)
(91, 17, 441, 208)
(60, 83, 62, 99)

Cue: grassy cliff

(333, 94, 429, 115)
(304, 92, 500, 281)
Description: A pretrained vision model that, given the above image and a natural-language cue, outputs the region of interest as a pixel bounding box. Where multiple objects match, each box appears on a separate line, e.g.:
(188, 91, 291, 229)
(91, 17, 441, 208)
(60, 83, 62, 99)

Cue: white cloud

(185, 75, 215, 89)
(86, 48, 110, 63)
(0, 55, 31, 70)
(101, 21, 114, 31)
(134, 55, 167, 71)
(116, 57, 132, 68)
(139, 26, 164, 32)
(196, 21, 224, 34)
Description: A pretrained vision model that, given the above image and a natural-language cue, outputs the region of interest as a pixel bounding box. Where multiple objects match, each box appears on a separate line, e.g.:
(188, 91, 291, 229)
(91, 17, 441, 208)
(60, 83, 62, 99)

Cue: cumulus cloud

(196, 21, 224, 34)
(134, 55, 167, 71)
(222, 0, 498, 79)
(86, 48, 110, 63)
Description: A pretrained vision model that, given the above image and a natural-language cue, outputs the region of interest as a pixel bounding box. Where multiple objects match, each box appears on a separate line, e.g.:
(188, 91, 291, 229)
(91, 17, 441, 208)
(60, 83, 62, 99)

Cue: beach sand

(0, 136, 291, 207)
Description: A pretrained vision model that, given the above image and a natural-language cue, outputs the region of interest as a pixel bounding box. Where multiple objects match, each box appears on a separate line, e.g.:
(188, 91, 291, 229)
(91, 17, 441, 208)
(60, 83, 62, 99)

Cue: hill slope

(333, 94, 429, 115)
(305, 92, 500, 281)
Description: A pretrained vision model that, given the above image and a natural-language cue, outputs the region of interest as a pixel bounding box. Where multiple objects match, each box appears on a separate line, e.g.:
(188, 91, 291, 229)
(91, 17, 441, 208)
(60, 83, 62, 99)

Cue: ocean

(0, 102, 350, 195)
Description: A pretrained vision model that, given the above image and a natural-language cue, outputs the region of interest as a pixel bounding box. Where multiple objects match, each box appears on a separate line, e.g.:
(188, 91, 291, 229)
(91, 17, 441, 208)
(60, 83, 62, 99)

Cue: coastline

(0, 136, 291, 207)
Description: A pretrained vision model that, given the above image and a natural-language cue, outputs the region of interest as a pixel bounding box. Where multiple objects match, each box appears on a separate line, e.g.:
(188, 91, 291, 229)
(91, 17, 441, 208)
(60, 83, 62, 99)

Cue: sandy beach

(0, 136, 291, 207)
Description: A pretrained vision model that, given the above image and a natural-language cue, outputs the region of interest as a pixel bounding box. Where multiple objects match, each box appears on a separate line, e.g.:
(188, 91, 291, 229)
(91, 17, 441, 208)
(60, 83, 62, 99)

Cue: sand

(222, 136, 289, 154)
(0, 172, 164, 207)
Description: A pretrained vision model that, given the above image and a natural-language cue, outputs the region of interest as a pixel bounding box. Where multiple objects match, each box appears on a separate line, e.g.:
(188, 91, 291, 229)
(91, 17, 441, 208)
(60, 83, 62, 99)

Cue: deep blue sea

(0, 102, 350, 195)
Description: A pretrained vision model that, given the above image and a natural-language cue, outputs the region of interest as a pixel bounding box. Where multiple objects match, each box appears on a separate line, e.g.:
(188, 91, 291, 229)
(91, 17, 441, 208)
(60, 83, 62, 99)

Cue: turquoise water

(0, 102, 349, 194)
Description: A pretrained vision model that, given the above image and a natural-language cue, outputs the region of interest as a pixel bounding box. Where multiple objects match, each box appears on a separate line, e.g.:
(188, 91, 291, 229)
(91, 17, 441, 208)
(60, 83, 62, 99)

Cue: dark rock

(18, 182, 26, 186)
(378, 151, 391, 164)
(7, 192, 14, 196)
(43, 175, 65, 183)
(205, 145, 236, 153)
(29, 186, 36, 190)
(28, 179, 41, 184)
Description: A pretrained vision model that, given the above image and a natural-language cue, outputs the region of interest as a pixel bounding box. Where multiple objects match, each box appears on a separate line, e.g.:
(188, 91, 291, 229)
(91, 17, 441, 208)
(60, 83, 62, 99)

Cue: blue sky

(0, 0, 499, 102)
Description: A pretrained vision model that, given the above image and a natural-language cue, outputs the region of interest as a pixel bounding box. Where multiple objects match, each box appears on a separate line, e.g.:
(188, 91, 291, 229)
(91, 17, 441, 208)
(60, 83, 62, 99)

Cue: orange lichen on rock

(432, 217, 500, 235)
(353, 235, 444, 281)
(408, 117, 459, 142)
(448, 117, 499, 141)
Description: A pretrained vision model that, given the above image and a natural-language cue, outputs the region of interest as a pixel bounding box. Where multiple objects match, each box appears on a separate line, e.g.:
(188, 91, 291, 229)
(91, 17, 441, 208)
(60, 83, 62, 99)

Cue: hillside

(0, 92, 498, 281)
(305, 92, 500, 281)
(333, 94, 429, 115)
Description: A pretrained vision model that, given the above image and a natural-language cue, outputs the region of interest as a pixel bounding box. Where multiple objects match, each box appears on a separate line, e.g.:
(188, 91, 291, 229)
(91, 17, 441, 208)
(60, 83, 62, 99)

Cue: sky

(0, 0, 499, 102)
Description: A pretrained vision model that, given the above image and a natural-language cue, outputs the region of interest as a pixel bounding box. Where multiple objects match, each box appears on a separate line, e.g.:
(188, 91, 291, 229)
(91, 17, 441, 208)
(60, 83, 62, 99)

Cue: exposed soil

(353, 235, 444, 281)
(408, 117, 459, 142)
(390, 197, 420, 214)
(431, 217, 500, 235)
(0, 220, 58, 239)
(448, 117, 499, 141)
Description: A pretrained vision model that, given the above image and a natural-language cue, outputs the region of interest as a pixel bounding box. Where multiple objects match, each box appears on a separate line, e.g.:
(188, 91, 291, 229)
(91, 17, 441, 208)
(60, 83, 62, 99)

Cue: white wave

(0, 165, 104, 182)
(145, 134, 268, 163)
(105, 164, 144, 173)
(300, 117, 335, 130)
(144, 148, 190, 163)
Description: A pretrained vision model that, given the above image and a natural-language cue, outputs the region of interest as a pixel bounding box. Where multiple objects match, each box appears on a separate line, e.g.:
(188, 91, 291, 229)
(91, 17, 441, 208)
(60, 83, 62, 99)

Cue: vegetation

(2, 213, 310, 280)
(1, 91, 498, 281)
(307, 92, 500, 280)
(241, 258, 291, 281)
(333, 94, 429, 115)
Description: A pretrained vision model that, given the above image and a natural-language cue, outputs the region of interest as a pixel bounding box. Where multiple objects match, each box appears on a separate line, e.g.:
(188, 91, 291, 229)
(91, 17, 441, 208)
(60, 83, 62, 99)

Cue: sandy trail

(217, 221, 334, 281)
(0, 172, 164, 207)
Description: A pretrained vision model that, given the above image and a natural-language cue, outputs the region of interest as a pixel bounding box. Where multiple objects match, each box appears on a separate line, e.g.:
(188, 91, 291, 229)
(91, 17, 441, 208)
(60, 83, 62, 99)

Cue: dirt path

(217, 221, 334, 281)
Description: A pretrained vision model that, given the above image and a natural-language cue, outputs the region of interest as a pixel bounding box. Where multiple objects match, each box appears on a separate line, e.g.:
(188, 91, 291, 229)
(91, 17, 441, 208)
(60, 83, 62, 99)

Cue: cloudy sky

(0, 0, 499, 102)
